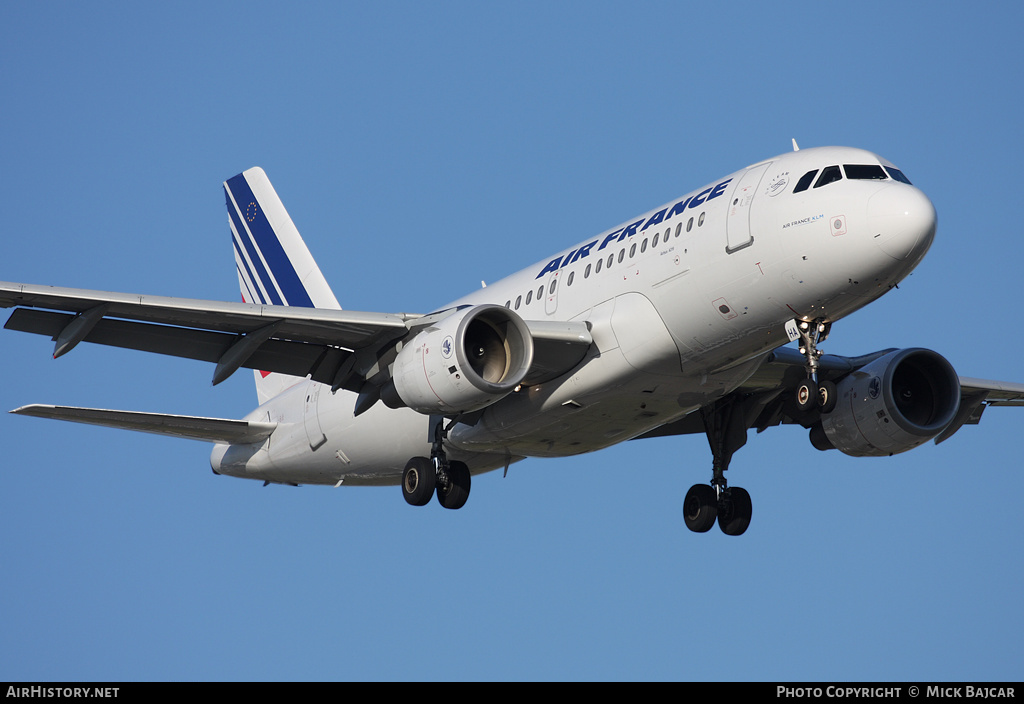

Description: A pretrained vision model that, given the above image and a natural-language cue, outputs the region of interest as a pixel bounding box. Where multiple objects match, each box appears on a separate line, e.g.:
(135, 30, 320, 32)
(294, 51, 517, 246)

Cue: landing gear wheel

(683, 484, 718, 533)
(818, 380, 837, 414)
(437, 460, 471, 510)
(796, 378, 817, 412)
(402, 457, 436, 506)
(717, 487, 752, 536)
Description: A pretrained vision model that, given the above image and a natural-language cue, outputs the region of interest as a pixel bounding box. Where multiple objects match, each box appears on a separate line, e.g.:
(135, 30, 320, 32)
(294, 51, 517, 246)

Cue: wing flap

(10, 404, 276, 444)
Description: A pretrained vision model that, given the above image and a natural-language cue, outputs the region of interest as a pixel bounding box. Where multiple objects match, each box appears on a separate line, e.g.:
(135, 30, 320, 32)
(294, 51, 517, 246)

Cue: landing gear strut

(791, 317, 837, 413)
(684, 397, 754, 536)
(401, 417, 472, 510)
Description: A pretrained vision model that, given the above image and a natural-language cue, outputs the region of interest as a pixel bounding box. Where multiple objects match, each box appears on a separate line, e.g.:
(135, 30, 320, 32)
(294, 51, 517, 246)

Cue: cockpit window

(884, 166, 912, 185)
(813, 165, 842, 189)
(793, 170, 818, 193)
(844, 164, 887, 180)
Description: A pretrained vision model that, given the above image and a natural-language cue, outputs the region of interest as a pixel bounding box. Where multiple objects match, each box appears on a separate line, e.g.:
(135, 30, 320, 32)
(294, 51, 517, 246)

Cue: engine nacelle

(817, 348, 961, 457)
(383, 305, 534, 415)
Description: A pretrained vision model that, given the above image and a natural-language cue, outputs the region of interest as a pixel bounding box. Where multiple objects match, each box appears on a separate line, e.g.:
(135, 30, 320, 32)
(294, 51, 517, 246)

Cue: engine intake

(817, 348, 961, 457)
(383, 305, 534, 415)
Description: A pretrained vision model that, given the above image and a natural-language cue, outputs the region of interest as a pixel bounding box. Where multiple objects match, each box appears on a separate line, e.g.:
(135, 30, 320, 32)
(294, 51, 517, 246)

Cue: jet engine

(812, 348, 961, 457)
(382, 304, 534, 415)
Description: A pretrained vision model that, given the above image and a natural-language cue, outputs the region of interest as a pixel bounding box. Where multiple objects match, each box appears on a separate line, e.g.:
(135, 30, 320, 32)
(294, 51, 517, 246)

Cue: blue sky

(1, 1, 1021, 681)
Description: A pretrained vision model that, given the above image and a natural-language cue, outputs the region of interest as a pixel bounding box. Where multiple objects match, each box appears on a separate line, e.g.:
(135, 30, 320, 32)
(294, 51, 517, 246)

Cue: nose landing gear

(790, 317, 837, 413)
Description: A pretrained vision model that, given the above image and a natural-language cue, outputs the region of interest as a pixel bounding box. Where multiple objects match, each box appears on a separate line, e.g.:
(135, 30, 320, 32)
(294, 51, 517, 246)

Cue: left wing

(1, 281, 414, 389)
(1, 282, 593, 401)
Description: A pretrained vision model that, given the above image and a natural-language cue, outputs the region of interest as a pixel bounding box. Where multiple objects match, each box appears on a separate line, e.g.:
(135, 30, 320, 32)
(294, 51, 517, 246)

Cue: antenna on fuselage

(792, 138, 800, 151)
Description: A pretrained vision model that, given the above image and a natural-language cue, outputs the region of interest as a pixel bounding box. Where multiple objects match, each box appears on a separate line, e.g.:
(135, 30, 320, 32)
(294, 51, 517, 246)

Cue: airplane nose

(867, 185, 937, 261)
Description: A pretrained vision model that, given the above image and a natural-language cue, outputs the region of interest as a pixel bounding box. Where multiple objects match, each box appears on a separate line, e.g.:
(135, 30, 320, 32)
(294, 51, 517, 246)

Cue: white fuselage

(211, 146, 937, 486)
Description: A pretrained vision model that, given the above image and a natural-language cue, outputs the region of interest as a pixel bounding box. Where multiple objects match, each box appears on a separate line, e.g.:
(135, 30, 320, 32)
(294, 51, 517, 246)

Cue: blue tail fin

(224, 167, 340, 310)
(223, 167, 340, 402)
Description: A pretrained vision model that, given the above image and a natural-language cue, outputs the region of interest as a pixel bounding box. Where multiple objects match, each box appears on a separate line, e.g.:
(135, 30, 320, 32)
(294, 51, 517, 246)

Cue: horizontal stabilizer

(10, 404, 276, 444)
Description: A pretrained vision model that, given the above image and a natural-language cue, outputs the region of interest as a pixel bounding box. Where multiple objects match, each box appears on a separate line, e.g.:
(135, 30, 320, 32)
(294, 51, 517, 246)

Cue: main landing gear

(684, 397, 754, 536)
(682, 317, 839, 536)
(401, 417, 471, 510)
(683, 483, 752, 536)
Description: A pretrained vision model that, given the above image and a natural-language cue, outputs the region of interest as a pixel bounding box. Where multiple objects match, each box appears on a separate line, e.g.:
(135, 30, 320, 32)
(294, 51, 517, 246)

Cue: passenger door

(726, 162, 771, 253)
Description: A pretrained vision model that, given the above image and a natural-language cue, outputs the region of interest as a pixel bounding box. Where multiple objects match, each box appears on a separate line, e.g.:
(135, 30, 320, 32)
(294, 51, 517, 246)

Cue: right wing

(635, 346, 1024, 446)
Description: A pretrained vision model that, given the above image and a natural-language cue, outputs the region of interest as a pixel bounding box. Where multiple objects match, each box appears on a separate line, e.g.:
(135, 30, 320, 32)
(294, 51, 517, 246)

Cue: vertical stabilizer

(223, 167, 341, 403)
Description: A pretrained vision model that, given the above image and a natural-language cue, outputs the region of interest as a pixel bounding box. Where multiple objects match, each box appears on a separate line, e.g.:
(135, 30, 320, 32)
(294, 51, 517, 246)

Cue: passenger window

(525, 290, 532, 305)
(505, 300, 510, 308)
(567, 272, 574, 286)
(698, 212, 705, 227)
(607, 254, 614, 268)
(793, 169, 818, 193)
(618, 249, 625, 263)
(884, 166, 913, 184)
(652, 233, 659, 247)
(596, 258, 603, 273)
(814, 166, 842, 188)
(844, 164, 887, 180)
(675, 223, 682, 237)
(549, 279, 557, 294)
(585, 263, 591, 278)
(515, 295, 521, 310)
(537, 285, 543, 300)
(687, 217, 693, 232)
(629, 243, 637, 258)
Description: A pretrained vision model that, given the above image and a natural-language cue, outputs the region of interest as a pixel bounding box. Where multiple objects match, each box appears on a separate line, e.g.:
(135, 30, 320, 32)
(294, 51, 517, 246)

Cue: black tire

(683, 484, 718, 533)
(818, 380, 838, 414)
(437, 460, 471, 510)
(718, 487, 752, 536)
(402, 457, 436, 506)
(796, 378, 817, 412)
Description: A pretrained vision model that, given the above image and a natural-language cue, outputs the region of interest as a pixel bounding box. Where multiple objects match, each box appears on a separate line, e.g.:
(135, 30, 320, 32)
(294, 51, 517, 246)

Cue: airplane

(4, 143, 1024, 536)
